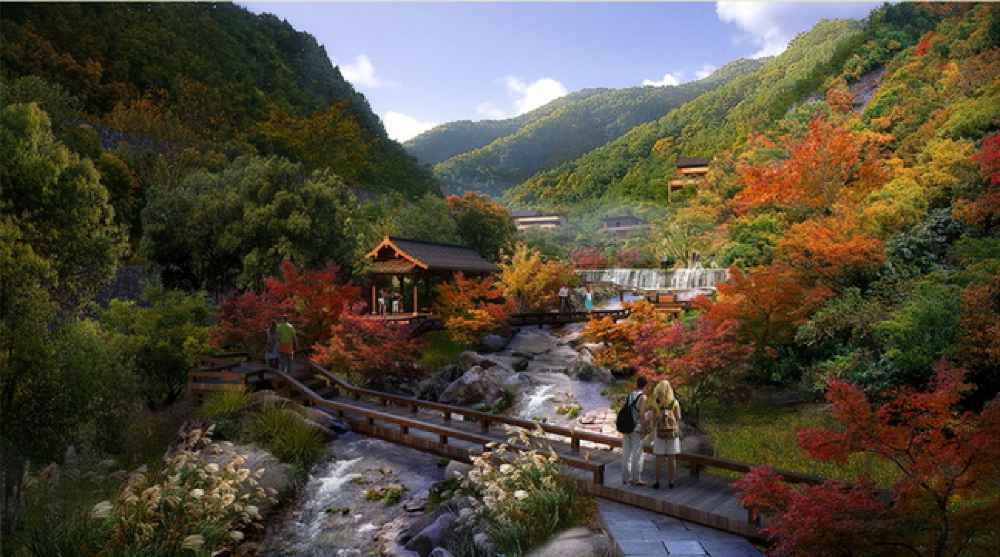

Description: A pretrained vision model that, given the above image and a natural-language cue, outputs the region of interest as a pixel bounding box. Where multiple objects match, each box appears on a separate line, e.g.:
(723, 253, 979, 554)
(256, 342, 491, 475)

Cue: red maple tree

(313, 302, 427, 388)
(734, 361, 1000, 556)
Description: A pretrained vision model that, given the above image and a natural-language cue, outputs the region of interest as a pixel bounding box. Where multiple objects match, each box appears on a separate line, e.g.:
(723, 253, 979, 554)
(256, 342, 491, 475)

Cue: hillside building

(511, 209, 565, 231)
(669, 156, 710, 200)
(599, 215, 647, 239)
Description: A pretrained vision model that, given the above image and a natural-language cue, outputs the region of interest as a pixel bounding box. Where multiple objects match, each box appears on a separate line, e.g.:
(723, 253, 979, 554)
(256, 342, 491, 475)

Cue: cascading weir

(577, 268, 729, 293)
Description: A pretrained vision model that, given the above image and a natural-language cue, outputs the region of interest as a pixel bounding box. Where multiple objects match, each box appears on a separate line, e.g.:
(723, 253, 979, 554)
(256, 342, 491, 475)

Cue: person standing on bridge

(276, 315, 297, 374)
(649, 379, 682, 489)
(620, 375, 648, 486)
(558, 285, 570, 312)
(583, 287, 594, 312)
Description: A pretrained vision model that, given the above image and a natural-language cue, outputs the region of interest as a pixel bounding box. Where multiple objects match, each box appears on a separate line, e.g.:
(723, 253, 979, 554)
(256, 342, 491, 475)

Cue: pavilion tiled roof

(676, 156, 710, 168)
(366, 236, 501, 274)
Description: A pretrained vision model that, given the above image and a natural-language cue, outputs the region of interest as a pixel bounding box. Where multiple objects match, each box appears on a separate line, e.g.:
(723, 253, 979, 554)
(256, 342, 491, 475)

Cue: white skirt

(653, 436, 681, 455)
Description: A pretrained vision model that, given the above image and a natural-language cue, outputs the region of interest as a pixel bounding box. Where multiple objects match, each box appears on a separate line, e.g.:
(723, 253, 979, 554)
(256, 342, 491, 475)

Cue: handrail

(194, 354, 825, 487)
(265, 363, 604, 478)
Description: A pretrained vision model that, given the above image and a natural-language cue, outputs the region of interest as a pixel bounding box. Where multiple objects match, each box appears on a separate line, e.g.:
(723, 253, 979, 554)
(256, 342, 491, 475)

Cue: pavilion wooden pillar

(412, 281, 419, 316)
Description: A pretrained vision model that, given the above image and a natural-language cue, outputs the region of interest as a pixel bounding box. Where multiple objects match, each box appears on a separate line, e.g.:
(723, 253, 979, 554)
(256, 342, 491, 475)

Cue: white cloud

(716, 2, 882, 58)
(339, 54, 397, 88)
(504, 76, 568, 115)
(695, 64, 717, 80)
(383, 111, 437, 142)
(643, 73, 681, 87)
(476, 102, 507, 120)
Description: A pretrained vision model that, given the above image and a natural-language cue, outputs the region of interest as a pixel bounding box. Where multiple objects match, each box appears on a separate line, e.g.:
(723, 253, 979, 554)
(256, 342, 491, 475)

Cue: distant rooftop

(676, 156, 710, 168)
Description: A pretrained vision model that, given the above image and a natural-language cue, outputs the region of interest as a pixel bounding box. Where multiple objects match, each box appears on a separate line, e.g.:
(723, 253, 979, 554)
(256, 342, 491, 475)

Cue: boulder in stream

(437, 366, 507, 407)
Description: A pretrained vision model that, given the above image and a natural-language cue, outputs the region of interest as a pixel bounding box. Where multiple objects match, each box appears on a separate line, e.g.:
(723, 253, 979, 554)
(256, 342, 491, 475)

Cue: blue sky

(240, 2, 884, 141)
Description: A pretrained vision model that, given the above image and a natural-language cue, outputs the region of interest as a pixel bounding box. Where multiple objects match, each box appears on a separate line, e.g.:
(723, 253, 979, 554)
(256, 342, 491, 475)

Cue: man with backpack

(617, 375, 648, 486)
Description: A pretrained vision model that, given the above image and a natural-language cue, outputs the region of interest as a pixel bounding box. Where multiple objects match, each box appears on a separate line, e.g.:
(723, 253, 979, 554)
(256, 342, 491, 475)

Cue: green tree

(1, 103, 126, 304)
(142, 155, 370, 293)
(101, 285, 215, 410)
(446, 191, 517, 262)
(1, 103, 129, 535)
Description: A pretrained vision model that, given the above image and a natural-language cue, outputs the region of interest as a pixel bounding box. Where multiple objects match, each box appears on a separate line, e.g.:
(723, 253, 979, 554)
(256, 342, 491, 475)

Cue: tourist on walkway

(265, 319, 279, 369)
(649, 379, 683, 489)
(378, 288, 387, 315)
(276, 315, 297, 374)
(584, 287, 594, 312)
(621, 375, 648, 486)
(558, 285, 570, 312)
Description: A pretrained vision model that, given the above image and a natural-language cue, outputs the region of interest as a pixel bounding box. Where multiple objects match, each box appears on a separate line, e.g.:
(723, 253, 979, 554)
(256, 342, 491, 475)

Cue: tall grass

(699, 399, 901, 488)
(249, 405, 324, 466)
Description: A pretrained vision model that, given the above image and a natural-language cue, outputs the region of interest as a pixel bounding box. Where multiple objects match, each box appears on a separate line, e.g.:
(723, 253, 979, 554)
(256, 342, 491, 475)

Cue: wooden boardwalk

(190, 355, 823, 545)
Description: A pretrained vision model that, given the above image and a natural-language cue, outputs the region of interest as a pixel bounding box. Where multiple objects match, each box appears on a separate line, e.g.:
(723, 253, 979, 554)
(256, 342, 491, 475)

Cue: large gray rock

(524, 527, 613, 557)
(399, 497, 474, 545)
(506, 330, 559, 355)
(566, 357, 613, 383)
(437, 366, 507, 407)
(403, 513, 457, 557)
(680, 429, 715, 457)
(478, 334, 508, 353)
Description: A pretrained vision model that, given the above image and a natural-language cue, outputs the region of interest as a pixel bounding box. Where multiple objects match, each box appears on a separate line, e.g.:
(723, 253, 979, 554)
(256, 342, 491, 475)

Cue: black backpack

(616, 392, 640, 434)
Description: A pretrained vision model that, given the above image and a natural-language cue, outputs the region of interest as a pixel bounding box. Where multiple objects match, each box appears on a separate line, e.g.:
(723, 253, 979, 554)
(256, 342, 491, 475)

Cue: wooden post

(371, 284, 377, 315)
(413, 282, 419, 316)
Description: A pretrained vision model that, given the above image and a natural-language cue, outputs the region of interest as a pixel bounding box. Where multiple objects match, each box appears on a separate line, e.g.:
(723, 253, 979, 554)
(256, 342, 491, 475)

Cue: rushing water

(259, 435, 444, 557)
(577, 268, 729, 291)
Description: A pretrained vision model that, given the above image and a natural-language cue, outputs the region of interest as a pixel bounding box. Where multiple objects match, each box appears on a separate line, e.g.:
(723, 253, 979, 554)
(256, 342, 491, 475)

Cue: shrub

(459, 426, 596, 554)
(199, 389, 254, 441)
(16, 429, 276, 557)
(249, 405, 324, 466)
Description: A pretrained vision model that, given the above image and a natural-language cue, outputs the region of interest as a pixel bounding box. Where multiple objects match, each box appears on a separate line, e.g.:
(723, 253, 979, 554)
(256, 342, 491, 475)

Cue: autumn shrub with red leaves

(633, 316, 754, 421)
(570, 247, 609, 270)
(734, 361, 1000, 557)
(312, 302, 428, 389)
(214, 261, 361, 352)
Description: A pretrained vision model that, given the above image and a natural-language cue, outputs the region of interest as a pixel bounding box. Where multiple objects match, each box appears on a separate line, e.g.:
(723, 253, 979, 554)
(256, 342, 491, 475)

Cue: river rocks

(478, 334, 509, 353)
(566, 356, 614, 383)
(437, 366, 507, 407)
(403, 513, 457, 556)
(524, 527, 614, 557)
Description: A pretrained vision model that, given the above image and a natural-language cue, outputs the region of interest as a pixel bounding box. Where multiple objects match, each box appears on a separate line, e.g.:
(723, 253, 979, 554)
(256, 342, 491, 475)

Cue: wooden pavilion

(365, 236, 501, 316)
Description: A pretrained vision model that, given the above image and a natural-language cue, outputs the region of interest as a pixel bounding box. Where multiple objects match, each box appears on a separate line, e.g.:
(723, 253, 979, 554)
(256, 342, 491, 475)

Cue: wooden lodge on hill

(599, 215, 647, 239)
(365, 236, 500, 316)
(669, 156, 710, 201)
(511, 209, 565, 231)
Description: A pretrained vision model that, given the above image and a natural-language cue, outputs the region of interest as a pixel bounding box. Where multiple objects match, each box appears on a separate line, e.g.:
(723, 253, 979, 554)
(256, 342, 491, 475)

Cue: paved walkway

(598, 499, 765, 557)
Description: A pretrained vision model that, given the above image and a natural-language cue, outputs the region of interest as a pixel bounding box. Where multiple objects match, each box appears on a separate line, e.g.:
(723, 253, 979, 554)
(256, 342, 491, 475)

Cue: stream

(257, 292, 672, 554)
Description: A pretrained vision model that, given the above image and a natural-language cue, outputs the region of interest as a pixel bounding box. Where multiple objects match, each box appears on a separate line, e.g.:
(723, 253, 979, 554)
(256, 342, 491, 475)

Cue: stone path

(598, 500, 764, 557)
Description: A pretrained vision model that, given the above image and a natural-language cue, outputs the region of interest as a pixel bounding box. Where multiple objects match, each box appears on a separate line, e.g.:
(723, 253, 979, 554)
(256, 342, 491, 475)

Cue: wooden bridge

(189, 354, 823, 545)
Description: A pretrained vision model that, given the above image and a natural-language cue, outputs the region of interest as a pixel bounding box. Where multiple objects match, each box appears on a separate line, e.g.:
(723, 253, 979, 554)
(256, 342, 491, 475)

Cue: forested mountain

(408, 59, 763, 197)
(403, 88, 607, 167)
(0, 1, 438, 199)
(505, 4, 970, 211)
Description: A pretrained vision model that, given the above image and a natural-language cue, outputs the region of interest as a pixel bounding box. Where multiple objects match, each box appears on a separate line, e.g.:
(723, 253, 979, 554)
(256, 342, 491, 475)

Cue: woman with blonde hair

(648, 379, 682, 489)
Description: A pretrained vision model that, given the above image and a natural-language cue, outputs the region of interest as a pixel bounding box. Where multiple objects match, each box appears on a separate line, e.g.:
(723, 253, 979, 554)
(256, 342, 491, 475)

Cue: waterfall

(577, 268, 729, 291)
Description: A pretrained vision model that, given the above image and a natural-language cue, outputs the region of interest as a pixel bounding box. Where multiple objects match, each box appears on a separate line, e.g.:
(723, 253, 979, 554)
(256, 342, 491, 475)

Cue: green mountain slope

(410, 60, 762, 198)
(504, 17, 870, 209)
(0, 1, 437, 198)
(403, 89, 607, 167)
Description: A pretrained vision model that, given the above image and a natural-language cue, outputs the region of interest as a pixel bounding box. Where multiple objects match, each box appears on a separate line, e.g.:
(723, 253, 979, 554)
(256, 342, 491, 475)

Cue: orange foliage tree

(446, 191, 518, 262)
(955, 132, 1000, 232)
(699, 265, 831, 361)
(776, 213, 885, 293)
(734, 114, 889, 220)
(734, 362, 1000, 557)
(582, 301, 671, 370)
(499, 242, 573, 312)
(435, 273, 515, 345)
